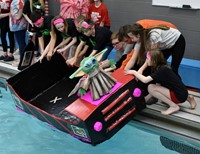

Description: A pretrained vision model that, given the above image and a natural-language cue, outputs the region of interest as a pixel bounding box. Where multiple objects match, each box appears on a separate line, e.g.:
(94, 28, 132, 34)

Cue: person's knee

(147, 84, 156, 93)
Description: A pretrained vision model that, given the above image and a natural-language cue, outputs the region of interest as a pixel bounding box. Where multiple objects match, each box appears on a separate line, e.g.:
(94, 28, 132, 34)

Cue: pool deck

(0, 49, 200, 144)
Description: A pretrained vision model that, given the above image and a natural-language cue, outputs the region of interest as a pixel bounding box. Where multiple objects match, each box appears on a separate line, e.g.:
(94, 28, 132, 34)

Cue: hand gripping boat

(7, 52, 146, 145)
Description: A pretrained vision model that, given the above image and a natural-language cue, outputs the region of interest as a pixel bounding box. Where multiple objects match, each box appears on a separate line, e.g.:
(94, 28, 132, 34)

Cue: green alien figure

(68, 49, 117, 101)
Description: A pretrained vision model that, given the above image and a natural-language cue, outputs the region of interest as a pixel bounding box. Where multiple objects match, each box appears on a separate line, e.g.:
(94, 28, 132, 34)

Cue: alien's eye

(92, 58, 96, 63)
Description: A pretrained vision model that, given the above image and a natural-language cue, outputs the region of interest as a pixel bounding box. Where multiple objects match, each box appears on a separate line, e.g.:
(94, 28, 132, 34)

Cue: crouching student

(78, 19, 113, 61)
(125, 50, 197, 115)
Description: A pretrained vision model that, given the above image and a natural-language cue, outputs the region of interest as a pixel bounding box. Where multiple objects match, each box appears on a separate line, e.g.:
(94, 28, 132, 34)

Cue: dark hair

(30, 10, 42, 23)
(118, 24, 132, 42)
(129, 24, 169, 64)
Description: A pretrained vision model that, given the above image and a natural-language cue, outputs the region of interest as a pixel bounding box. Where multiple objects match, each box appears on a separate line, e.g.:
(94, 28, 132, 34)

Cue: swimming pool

(0, 78, 199, 154)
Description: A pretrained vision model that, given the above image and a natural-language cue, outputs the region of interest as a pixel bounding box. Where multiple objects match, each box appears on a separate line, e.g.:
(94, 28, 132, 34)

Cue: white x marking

(49, 96, 62, 104)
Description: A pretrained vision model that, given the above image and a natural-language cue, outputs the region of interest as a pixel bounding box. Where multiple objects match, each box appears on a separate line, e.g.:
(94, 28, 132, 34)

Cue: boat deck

(0, 49, 199, 144)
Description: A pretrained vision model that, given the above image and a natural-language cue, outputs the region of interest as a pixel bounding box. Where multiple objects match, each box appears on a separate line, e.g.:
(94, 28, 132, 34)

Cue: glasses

(112, 42, 120, 46)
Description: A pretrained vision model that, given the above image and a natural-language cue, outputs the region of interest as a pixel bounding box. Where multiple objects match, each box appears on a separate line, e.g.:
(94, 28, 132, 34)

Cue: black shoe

(0, 55, 8, 60)
(4, 56, 14, 61)
(146, 97, 158, 105)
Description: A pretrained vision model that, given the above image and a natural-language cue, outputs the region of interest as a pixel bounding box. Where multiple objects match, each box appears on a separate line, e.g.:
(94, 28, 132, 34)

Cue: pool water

(0, 78, 199, 154)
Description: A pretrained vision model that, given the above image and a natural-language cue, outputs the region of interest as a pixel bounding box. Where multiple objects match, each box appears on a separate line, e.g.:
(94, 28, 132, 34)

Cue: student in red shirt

(88, 0, 110, 29)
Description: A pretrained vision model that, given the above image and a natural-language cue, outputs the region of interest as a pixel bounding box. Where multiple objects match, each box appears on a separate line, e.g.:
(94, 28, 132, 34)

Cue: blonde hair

(111, 32, 119, 41)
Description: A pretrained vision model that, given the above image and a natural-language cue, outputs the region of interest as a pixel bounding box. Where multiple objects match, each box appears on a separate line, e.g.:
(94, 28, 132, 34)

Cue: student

(51, 16, 79, 60)
(107, 32, 133, 68)
(30, 11, 57, 61)
(125, 50, 197, 115)
(29, 0, 45, 57)
(88, 0, 110, 29)
(66, 15, 93, 66)
(78, 19, 113, 60)
(118, 19, 177, 71)
(9, 0, 31, 64)
(127, 24, 185, 78)
(0, 0, 15, 61)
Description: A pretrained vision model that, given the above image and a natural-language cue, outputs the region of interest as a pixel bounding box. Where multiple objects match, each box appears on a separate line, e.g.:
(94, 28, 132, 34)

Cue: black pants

(161, 34, 185, 77)
(0, 16, 15, 53)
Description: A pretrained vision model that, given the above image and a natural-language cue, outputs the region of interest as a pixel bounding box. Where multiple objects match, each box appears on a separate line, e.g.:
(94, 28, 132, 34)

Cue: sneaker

(0, 55, 8, 60)
(14, 48, 19, 55)
(146, 97, 158, 105)
(4, 56, 14, 62)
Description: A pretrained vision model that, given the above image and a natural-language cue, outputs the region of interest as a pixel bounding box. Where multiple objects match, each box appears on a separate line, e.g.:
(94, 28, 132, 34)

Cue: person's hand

(66, 57, 76, 66)
(57, 48, 65, 53)
(53, 47, 58, 53)
(37, 55, 44, 63)
(47, 52, 53, 61)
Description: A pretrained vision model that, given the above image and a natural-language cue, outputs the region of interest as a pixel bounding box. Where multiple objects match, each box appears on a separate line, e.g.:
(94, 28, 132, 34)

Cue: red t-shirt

(0, 0, 11, 13)
(88, 3, 110, 27)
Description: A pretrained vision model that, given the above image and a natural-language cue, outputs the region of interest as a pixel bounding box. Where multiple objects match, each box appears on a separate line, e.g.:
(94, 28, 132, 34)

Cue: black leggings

(161, 34, 185, 77)
(0, 17, 15, 53)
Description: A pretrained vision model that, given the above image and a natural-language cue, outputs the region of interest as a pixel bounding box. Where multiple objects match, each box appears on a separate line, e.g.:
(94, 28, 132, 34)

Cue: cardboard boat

(7, 53, 146, 145)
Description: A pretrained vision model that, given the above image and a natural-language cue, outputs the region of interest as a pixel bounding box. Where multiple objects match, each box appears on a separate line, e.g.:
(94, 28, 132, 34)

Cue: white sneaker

(14, 49, 20, 55)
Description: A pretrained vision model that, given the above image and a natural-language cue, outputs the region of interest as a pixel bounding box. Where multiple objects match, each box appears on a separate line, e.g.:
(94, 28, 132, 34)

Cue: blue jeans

(14, 29, 27, 60)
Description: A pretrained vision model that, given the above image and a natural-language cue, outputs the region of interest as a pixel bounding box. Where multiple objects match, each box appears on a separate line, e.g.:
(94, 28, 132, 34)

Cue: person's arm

(99, 4, 109, 27)
(46, 32, 56, 60)
(79, 45, 89, 57)
(23, 14, 33, 26)
(72, 40, 85, 61)
(138, 60, 148, 75)
(125, 69, 153, 83)
(56, 37, 71, 52)
(57, 37, 77, 53)
(0, 13, 9, 19)
(89, 49, 98, 57)
(38, 43, 49, 63)
(124, 49, 138, 70)
(124, 42, 140, 70)
(38, 36, 45, 54)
